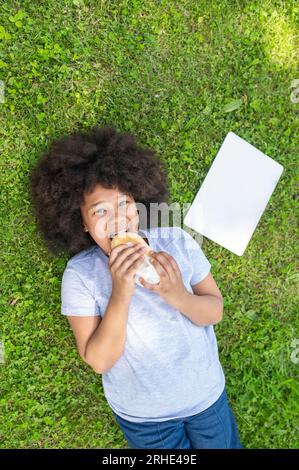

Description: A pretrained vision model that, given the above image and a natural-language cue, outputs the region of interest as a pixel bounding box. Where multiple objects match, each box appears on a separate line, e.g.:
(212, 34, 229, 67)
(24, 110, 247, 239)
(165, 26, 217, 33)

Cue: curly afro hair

(29, 125, 170, 257)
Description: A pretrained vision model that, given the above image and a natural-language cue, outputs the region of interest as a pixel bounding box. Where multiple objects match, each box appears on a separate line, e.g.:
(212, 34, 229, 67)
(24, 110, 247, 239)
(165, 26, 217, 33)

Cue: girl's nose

(108, 219, 127, 235)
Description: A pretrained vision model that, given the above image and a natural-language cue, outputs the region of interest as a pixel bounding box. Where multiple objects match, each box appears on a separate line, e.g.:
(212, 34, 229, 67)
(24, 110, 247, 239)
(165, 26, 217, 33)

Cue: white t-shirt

(61, 226, 225, 422)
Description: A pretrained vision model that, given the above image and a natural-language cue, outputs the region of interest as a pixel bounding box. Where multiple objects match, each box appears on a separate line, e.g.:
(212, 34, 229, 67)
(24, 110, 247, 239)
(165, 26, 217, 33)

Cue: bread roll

(110, 231, 160, 286)
(111, 231, 154, 257)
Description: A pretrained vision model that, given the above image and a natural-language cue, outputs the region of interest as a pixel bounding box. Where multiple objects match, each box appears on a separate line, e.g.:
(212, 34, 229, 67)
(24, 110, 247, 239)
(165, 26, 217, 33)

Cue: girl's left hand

(140, 251, 188, 309)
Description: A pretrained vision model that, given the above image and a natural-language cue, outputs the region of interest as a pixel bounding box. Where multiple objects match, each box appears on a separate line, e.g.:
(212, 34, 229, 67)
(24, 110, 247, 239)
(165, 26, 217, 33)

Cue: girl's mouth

(108, 228, 128, 240)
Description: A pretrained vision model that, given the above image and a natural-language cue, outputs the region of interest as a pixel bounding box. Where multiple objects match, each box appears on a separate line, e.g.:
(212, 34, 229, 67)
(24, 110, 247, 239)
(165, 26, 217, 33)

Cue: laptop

(183, 131, 284, 256)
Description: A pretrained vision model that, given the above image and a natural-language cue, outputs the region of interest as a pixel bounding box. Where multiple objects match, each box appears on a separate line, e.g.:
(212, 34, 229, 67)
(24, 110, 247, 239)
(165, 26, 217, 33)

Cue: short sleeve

(61, 267, 100, 316)
(180, 228, 211, 286)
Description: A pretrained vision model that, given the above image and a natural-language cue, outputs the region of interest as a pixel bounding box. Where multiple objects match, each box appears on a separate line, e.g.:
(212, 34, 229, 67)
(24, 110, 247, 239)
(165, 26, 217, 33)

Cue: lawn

(0, 0, 298, 449)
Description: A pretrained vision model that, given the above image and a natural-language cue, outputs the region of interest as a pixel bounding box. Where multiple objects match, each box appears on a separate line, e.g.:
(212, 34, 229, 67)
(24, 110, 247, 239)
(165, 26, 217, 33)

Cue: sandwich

(110, 230, 160, 287)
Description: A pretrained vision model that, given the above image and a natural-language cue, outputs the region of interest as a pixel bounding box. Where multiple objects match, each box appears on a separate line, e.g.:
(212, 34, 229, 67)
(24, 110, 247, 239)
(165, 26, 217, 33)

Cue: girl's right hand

(109, 243, 147, 300)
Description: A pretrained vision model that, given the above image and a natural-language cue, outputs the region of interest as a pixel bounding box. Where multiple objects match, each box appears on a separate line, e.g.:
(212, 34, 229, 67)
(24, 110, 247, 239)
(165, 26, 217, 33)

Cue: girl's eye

(94, 200, 129, 216)
(94, 208, 107, 216)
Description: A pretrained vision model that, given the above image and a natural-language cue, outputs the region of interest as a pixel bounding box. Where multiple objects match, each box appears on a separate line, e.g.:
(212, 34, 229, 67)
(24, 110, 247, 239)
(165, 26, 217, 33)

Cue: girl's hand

(109, 243, 148, 301)
(140, 251, 188, 309)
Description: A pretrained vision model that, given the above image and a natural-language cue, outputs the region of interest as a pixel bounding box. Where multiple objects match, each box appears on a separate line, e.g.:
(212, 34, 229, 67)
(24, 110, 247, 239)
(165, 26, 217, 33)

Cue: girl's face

(80, 184, 139, 257)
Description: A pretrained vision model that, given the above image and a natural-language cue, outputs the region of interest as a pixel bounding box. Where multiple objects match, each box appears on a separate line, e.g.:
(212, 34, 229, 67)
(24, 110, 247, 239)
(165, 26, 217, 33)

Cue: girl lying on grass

(29, 125, 243, 449)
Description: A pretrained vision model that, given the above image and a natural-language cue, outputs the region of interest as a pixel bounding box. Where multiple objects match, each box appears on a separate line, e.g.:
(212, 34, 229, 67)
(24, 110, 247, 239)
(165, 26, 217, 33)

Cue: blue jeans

(112, 388, 243, 449)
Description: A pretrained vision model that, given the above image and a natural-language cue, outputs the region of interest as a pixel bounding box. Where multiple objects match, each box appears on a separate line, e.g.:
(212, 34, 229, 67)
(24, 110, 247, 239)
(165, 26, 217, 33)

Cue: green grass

(0, 0, 298, 449)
